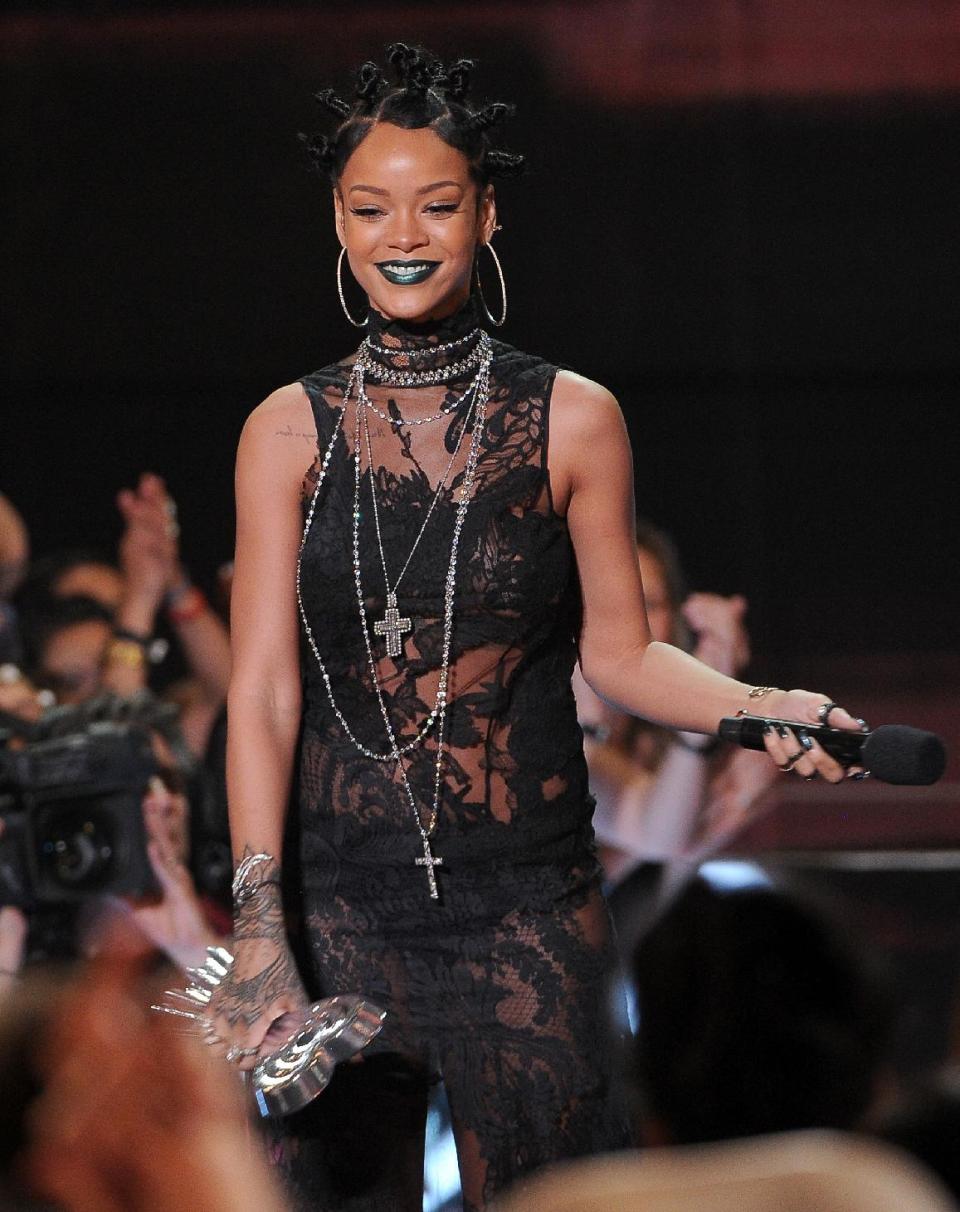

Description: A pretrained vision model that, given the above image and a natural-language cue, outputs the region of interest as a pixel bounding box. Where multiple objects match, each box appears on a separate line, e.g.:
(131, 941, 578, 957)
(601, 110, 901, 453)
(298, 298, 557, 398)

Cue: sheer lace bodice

(297, 300, 591, 895)
(281, 301, 629, 1211)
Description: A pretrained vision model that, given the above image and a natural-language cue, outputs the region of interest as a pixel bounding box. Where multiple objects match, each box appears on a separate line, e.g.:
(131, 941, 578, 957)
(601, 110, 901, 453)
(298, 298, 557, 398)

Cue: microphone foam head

(862, 725, 946, 785)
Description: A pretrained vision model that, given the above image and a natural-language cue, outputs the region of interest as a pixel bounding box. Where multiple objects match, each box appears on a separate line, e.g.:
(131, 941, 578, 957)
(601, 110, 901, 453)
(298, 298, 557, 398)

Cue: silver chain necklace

(356, 331, 490, 412)
(296, 337, 493, 900)
(365, 326, 482, 360)
(357, 377, 465, 427)
(361, 398, 469, 657)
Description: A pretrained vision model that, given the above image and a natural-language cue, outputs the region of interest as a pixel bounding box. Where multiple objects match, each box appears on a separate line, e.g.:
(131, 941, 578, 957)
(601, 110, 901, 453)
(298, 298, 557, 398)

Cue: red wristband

(166, 585, 207, 624)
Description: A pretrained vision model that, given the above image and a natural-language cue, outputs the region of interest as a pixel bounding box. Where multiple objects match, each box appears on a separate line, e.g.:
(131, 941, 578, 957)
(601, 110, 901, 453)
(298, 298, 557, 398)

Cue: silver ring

(817, 701, 838, 726)
(224, 1044, 259, 1065)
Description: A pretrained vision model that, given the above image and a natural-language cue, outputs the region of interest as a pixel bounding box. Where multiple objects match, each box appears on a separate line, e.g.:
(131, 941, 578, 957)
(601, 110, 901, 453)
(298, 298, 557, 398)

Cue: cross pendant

(415, 837, 444, 901)
(373, 591, 412, 658)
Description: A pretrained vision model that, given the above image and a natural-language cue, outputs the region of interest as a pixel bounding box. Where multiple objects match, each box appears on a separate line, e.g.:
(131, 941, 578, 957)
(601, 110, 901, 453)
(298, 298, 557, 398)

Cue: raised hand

(682, 592, 750, 678)
(116, 472, 180, 611)
(125, 823, 221, 973)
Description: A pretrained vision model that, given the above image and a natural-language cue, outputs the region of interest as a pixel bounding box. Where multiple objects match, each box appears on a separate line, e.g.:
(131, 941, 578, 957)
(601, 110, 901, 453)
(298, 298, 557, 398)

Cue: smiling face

(334, 123, 496, 324)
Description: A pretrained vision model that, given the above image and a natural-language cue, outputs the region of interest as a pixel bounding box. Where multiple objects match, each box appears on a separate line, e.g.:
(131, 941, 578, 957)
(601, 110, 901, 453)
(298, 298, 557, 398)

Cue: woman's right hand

(207, 886, 309, 1070)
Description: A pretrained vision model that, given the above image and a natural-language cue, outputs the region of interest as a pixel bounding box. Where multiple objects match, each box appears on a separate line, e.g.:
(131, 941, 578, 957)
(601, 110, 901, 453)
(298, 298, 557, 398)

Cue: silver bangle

(231, 852, 276, 901)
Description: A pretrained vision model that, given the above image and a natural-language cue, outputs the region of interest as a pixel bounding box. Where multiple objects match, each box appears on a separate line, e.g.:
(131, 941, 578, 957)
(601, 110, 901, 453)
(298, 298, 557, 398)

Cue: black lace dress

(277, 301, 630, 1211)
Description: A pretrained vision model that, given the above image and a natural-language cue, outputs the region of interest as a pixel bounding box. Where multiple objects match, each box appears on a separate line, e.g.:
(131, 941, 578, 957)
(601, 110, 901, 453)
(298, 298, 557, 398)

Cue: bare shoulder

(549, 370, 630, 507)
(239, 382, 319, 463)
(551, 369, 624, 436)
(235, 383, 320, 505)
(241, 382, 316, 445)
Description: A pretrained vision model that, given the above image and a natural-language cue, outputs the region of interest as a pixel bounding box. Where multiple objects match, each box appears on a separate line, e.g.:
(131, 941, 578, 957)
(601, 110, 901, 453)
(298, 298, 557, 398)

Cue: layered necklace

(297, 323, 493, 900)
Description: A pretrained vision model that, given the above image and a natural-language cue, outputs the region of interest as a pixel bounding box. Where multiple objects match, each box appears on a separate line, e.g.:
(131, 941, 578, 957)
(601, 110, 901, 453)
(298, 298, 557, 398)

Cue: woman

(210, 45, 863, 1210)
(575, 518, 779, 885)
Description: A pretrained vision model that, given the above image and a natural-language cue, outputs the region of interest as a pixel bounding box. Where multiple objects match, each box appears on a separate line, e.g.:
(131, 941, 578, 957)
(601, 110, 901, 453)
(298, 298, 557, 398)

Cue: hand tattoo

(215, 848, 302, 1030)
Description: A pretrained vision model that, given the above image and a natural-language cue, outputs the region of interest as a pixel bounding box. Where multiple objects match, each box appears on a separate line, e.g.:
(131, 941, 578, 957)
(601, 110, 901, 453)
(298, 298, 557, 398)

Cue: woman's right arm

(209, 384, 317, 1062)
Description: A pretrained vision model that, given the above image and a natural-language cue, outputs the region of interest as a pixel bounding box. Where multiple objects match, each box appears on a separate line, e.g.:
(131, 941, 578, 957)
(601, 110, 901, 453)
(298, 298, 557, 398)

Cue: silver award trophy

(153, 945, 386, 1117)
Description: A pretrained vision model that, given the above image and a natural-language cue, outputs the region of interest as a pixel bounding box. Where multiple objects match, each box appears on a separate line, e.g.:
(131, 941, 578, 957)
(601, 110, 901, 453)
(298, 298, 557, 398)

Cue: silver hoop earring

(475, 240, 507, 327)
(337, 247, 367, 328)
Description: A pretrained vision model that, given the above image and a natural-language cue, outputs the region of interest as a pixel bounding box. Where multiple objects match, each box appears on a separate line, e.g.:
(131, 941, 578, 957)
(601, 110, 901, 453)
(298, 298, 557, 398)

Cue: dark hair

(13, 548, 118, 615)
(631, 878, 892, 1144)
(16, 593, 114, 678)
(300, 43, 525, 188)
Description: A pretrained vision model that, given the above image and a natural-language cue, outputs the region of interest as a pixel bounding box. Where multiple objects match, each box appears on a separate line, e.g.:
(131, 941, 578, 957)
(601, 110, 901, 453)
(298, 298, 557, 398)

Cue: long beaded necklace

(296, 330, 493, 900)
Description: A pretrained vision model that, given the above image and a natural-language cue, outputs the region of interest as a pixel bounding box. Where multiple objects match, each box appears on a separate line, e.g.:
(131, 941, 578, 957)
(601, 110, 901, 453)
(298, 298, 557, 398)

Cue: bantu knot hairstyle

(298, 42, 525, 187)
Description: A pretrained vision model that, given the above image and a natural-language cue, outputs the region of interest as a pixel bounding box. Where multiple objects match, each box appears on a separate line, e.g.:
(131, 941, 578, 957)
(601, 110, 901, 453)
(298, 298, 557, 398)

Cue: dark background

(3, 1, 959, 691)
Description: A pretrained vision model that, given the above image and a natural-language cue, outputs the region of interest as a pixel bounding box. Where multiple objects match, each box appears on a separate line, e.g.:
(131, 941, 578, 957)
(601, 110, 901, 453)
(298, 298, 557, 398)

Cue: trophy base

(251, 995, 387, 1117)
(153, 947, 386, 1118)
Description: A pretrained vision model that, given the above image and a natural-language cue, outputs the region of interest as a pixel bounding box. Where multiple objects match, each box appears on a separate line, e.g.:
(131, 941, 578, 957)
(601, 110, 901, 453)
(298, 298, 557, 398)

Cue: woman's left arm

(552, 372, 861, 782)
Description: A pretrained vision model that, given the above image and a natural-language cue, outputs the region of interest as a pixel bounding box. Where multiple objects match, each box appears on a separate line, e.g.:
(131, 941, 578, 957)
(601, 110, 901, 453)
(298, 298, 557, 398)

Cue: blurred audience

(496, 1130, 958, 1212)
(574, 518, 778, 886)
(1, 614, 249, 1197)
(0, 493, 29, 603)
(0, 957, 287, 1212)
(878, 1067, 960, 1203)
(0, 691, 230, 977)
(497, 876, 958, 1212)
(0, 898, 27, 1006)
(630, 876, 894, 1146)
(0, 493, 29, 667)
(11, 472, 230, 758)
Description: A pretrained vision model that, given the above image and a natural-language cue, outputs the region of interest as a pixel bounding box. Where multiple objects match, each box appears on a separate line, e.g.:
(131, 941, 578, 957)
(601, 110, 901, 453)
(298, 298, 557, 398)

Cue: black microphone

(717, 713, 947, 786)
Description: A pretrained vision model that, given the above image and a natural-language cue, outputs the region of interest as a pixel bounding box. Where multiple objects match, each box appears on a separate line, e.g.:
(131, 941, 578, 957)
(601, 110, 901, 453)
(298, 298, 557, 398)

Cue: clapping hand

(116, 472, 181, 610)
(682, 592, 750, 678)
(121, 777, 222, 972)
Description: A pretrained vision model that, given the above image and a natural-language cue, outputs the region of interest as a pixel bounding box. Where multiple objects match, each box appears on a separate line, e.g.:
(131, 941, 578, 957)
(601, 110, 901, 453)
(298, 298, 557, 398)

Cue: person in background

(574, 517, 778, 885)
(0, 492, 29, 668)
(1, 690, 229, 979)
(0, 866, 27, 1008)
(13, 472, 231, 757)
(0, 493, 29, 603)
(631, 876, 894, 1146)
(0, 955, 288, 1212)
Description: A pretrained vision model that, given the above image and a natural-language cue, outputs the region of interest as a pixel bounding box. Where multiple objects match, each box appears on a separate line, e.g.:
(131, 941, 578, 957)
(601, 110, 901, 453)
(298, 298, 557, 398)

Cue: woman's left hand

(760, 690, 866, 783)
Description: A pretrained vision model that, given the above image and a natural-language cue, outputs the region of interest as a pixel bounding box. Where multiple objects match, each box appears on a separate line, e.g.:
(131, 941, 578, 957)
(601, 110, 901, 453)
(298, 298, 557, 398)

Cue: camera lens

(35, 800, 118, 892)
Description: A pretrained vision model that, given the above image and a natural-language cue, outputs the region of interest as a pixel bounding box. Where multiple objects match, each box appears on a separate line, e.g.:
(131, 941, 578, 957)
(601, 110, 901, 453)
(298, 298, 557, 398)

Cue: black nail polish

(762, 724, 773, 736)
(774, 723, 789, 739)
